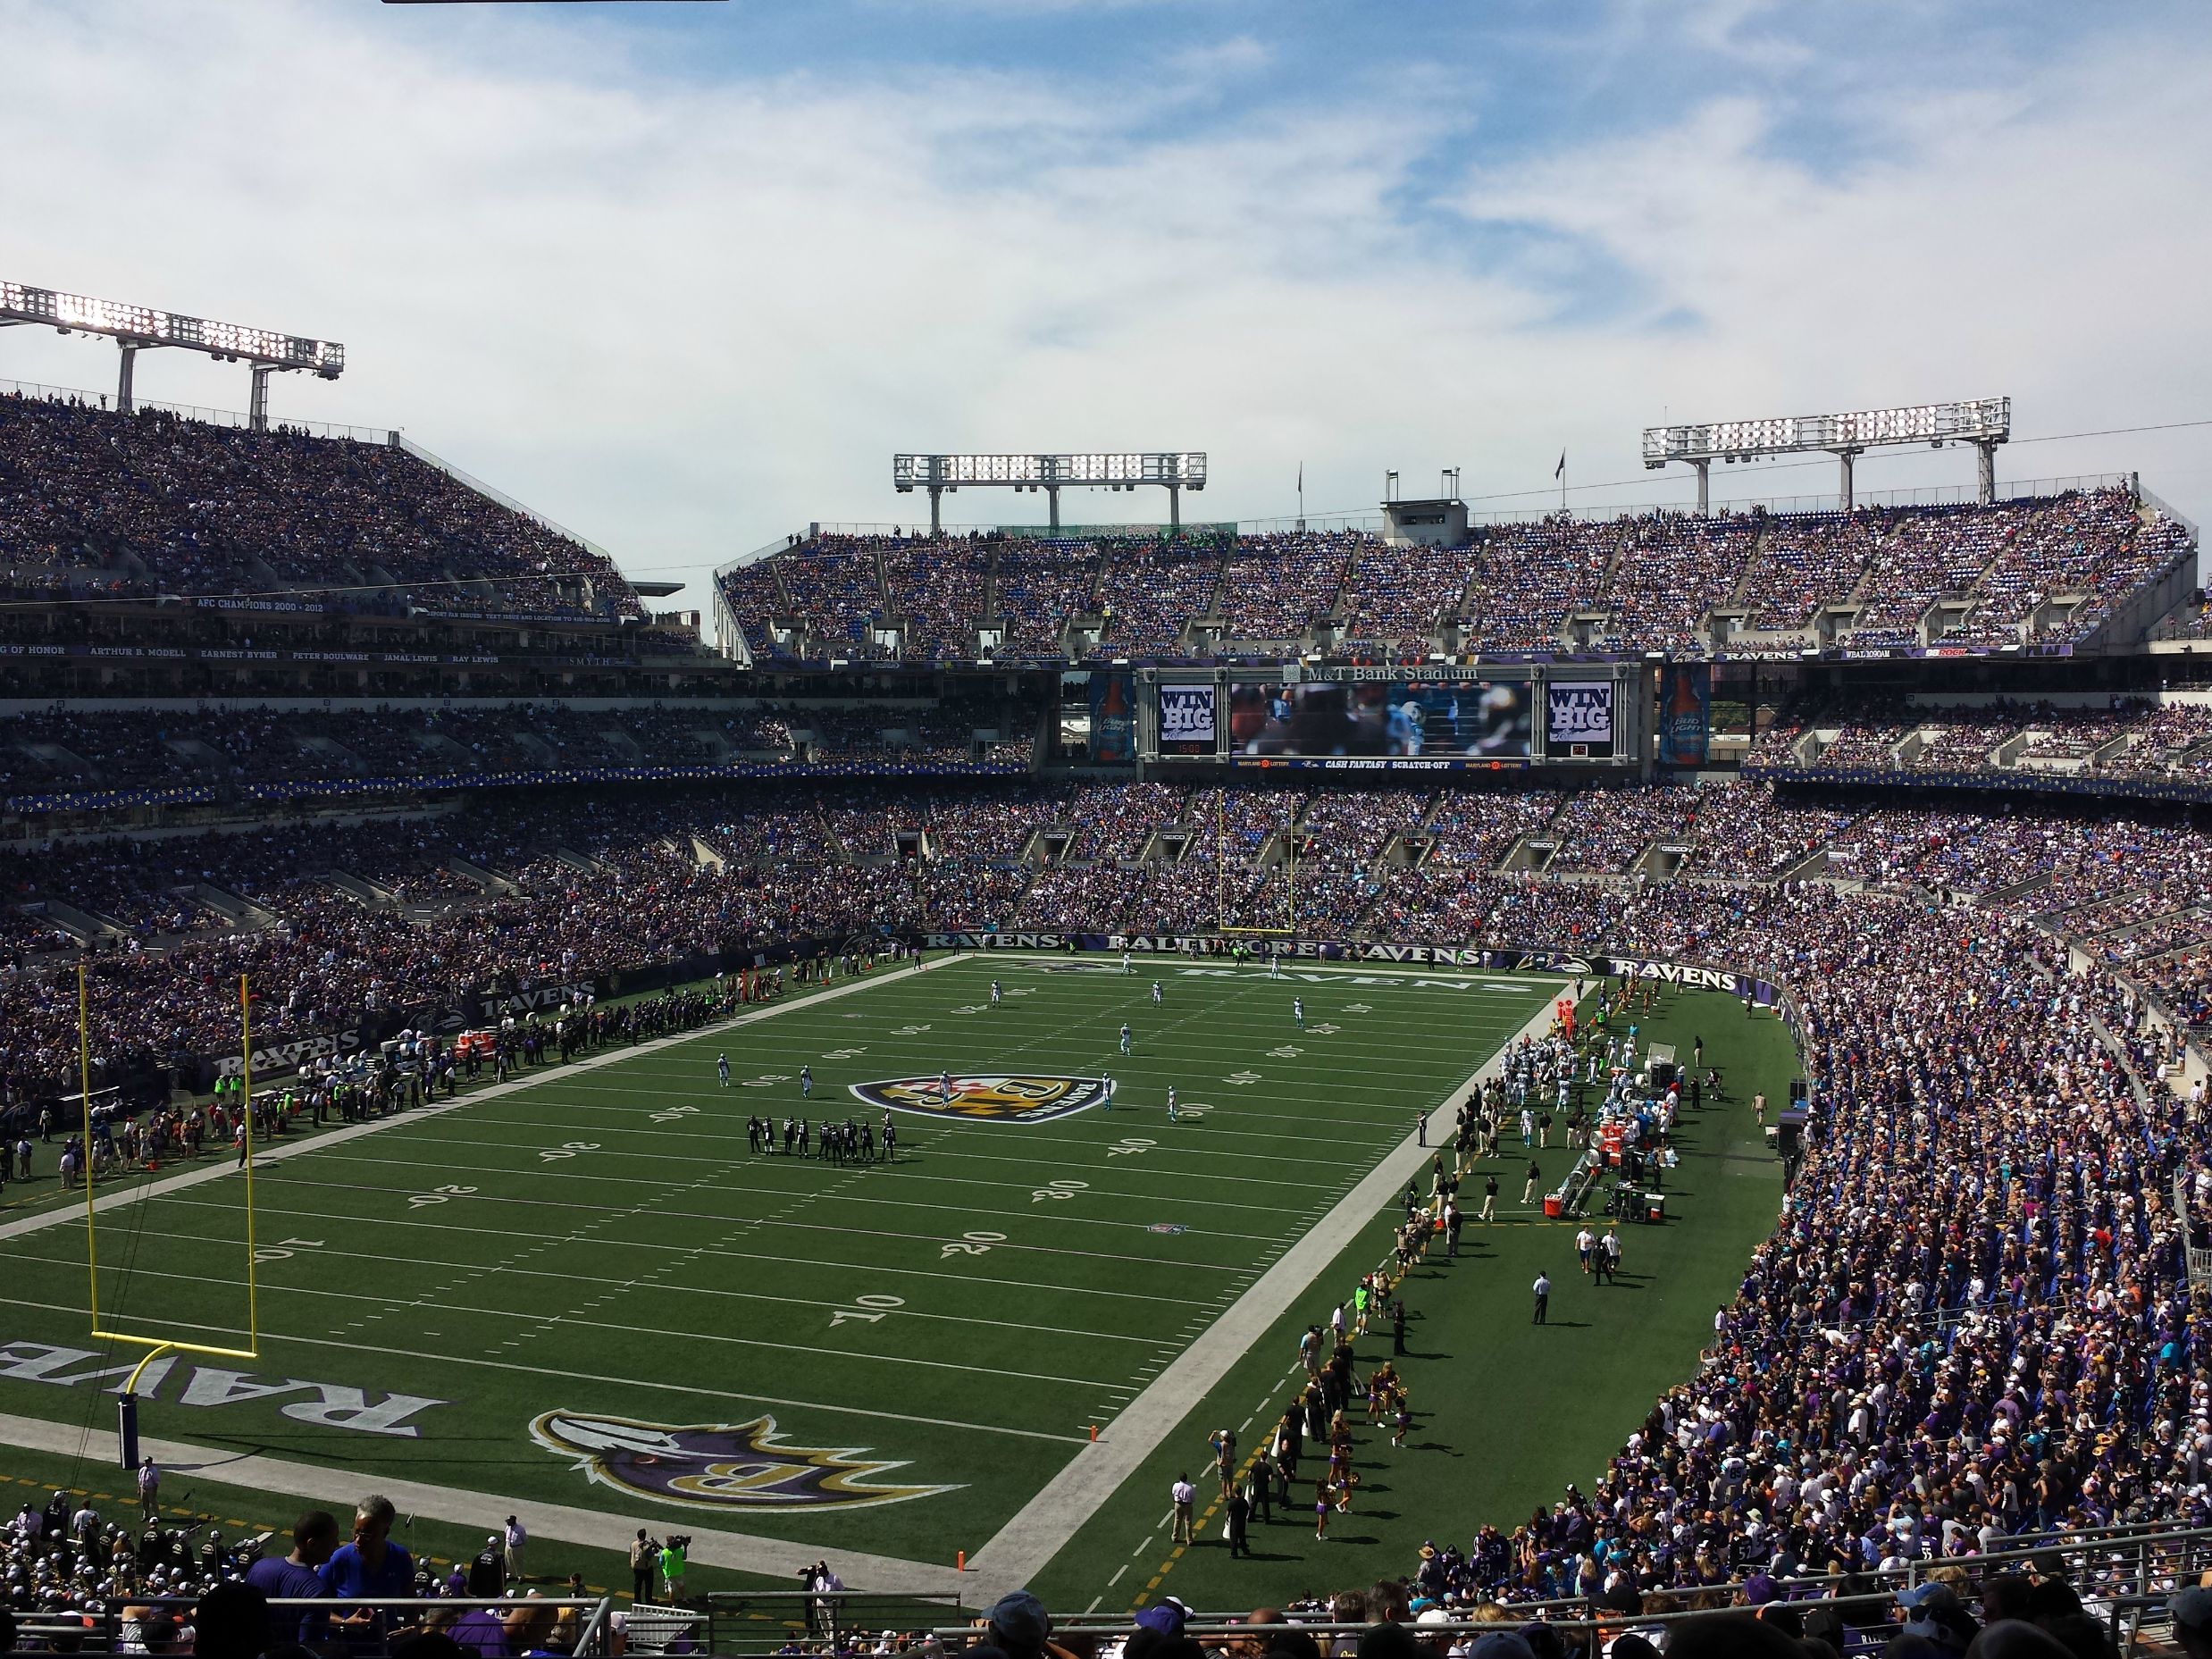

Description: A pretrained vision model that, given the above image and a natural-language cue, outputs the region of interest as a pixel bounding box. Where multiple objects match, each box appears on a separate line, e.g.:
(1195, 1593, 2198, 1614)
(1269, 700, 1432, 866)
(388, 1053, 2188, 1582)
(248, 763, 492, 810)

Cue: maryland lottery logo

(529, 1412, 954, 1511)
(850, 1073, 1110, 1123)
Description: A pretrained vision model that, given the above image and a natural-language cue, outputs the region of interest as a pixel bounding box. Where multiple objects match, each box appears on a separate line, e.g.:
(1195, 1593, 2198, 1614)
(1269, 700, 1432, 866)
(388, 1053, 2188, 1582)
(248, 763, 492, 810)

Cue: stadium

(5, 7, 2212, 1659)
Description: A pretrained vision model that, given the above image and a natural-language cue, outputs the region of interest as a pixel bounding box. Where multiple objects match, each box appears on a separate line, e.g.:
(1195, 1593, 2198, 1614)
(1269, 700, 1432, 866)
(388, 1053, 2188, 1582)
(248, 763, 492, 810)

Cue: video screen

(1227, 679, 1533, 759)
(1155, 683, 1218, 757)
(1544, 679, 1616, 759)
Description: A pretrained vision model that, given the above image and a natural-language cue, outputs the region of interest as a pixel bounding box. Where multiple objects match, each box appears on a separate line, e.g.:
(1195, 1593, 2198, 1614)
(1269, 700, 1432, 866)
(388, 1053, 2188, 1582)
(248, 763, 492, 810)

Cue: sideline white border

(964, 979, 1566, 1595)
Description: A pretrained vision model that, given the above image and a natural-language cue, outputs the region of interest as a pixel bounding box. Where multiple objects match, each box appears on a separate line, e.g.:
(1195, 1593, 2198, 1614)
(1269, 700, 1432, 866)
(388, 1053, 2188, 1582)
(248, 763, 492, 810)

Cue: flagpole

(1296, 463, 1305, 532)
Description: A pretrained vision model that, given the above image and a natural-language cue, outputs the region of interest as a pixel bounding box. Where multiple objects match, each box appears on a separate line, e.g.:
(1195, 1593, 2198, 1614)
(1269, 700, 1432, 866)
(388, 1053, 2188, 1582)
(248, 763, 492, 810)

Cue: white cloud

(0, 0, 2203, 624)
(1163, 34, 1273, 80)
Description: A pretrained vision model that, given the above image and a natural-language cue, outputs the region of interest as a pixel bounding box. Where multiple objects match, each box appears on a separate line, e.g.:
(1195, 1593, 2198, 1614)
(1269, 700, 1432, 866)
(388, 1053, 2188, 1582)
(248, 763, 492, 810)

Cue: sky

(1, 0, 2208, 617)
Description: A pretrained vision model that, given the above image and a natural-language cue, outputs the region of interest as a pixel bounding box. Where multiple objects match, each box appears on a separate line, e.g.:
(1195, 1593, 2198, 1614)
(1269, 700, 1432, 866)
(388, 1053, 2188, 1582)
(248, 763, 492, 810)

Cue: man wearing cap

(1132, 1598, 1190, 1644)
(1895, 1582, 1975, 1653)
(2172, 1586, 2212, 1657)
(985, 1589, 1052, 1659)
(466, 1534, 505, 1597)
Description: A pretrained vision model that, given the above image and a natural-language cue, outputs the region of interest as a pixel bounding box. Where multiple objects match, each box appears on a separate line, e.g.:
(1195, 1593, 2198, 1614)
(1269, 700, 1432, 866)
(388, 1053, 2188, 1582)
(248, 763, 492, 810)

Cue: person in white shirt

(503, 1515, 527, 1587)
(1169, 1473, 1195, 1544)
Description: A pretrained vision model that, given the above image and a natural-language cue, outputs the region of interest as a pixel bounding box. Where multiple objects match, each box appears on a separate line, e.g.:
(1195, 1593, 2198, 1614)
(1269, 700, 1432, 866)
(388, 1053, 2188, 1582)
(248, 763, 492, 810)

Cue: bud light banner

(1546, 680, 1615, 759)
(1156, 683, 1218, 755)
(1090, 671, 1136, 765)
(1657, 664, 1710, 767)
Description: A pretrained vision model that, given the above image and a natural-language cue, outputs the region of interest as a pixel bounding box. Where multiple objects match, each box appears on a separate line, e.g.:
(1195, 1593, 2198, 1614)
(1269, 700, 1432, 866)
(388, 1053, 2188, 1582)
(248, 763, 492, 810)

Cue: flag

(1554, 450, 1566, 480)
(1297, 462, 1303, 492)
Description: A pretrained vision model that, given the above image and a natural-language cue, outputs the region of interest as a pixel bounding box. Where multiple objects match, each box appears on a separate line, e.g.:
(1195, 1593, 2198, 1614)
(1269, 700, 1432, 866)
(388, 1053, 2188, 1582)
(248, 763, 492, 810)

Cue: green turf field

(1039, 983, 1795, 1613)
(0, 956, 1790, 1612)
(0, 959, 1551, 1567)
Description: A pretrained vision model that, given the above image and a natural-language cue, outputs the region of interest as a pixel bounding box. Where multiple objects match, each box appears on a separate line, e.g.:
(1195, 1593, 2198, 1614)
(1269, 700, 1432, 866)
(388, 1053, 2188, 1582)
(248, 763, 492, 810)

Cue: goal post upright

(83, 968, 262, 1467)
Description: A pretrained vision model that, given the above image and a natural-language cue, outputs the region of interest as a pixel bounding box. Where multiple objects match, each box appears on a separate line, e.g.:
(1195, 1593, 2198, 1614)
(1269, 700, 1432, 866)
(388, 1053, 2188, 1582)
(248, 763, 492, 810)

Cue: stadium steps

(552, 846, 607, 876)
(22, 897, 121, 943)
(1593, 519, 1637, 593)
(1724, 520, 1773, 607)
(688, 836, 726, 873)
(1378, 829, 1434, 870)
(1769, 845, 1833, 884)
(327, 869, 400, 909)
(1974, 870, 2056, 911)
(189, 884, 278, 930)
(1445, 536, 1484, 636)
(15, 741, 105, 784)
(1504, 834, 1560, 874)
(679, 728, 737, 762)
(296, 734, 367, 775)
(438, 560, 503, 608)
(1631, 838, 1693, 882)
(446, 857, 518, 894)
(158, 737, 232, 779)
(412, 731, 481, 771)
(235, 549, 289, 596)
(1495, 792, 1571, 873)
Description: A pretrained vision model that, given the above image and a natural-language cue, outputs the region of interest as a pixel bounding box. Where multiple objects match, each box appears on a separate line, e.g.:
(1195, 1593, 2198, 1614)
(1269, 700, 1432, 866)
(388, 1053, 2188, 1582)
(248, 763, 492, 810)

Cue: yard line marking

(0, 1292, 1087, 1445)
(31, 1248, 1166, 1349)
(962, 987, 1565, 1596)
(255, 1146, 1317, 1222)
(138, 1187, 1265, 1275)
(0, 951, 966, 1247)
(448, 1108, 1379, 1179)
(248, 1167, 1291, 1245)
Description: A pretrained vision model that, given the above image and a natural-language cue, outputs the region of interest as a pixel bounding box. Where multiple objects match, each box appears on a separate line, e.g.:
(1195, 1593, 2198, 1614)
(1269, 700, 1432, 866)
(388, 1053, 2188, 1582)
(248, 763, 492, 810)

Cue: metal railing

(0, 375, 394, 445)
(917, 1521, 2212, 1653)
(1462, 472, 2141, 527)
(703, 1588, 969, 1655)
(8, 1594, 616, 1657)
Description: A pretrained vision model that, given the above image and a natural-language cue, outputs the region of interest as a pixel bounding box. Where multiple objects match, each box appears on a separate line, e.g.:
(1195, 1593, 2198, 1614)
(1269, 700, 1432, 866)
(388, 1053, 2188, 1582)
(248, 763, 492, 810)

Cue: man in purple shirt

(244, 1509, 339, 1646)
(318, 1495, 415, 1646)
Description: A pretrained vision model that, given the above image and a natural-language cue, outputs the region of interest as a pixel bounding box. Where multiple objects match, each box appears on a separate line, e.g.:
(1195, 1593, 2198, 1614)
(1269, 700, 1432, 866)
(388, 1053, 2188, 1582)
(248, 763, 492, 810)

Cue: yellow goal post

(82, 968, 262, 1396)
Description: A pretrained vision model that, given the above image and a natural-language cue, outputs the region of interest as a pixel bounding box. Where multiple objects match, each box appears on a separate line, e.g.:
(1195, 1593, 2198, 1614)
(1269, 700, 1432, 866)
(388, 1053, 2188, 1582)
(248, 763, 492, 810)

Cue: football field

(0, 952, 1585, 1598)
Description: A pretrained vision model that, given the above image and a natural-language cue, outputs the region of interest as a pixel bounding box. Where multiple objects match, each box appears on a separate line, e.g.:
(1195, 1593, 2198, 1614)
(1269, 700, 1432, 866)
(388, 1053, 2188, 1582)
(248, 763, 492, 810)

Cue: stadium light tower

(1642, 398, 2010, 511)
(892, 452, 1206, 535)
(0, 280, 345, 432)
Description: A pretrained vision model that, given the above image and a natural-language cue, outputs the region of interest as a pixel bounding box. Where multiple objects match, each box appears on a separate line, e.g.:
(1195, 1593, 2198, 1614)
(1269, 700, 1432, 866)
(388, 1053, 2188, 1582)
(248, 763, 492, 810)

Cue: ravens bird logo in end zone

(529, 1412, 955, 1511)
(849, 1074, 1110, 1122)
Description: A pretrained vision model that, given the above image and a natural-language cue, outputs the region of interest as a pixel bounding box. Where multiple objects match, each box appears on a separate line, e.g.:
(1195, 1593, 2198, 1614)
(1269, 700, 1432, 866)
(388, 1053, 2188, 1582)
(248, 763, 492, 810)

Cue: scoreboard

(1139, 665, 1646, 772)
